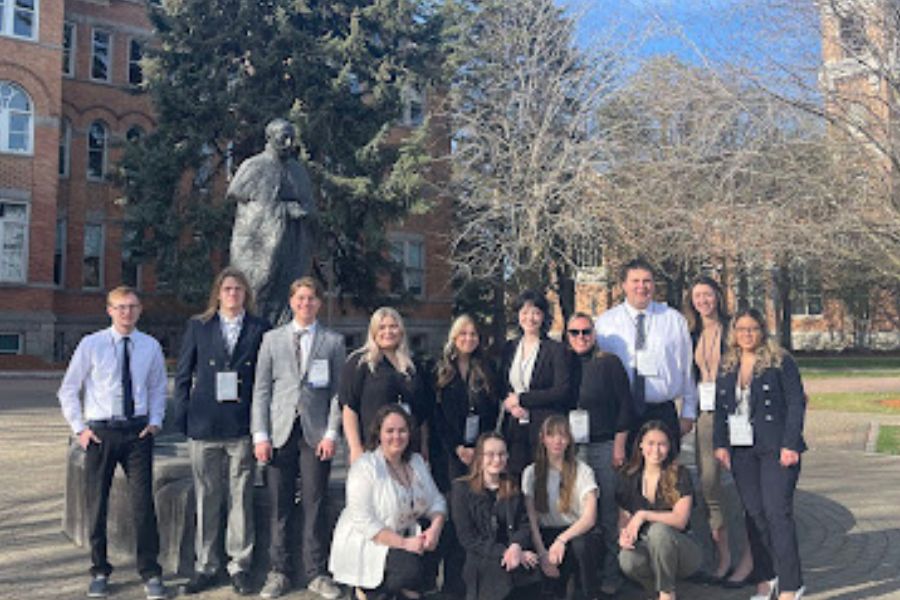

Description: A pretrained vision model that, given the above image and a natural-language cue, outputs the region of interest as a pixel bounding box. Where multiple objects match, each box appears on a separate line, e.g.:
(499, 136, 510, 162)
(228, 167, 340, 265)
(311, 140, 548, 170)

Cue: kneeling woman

(616, 421, 702, 600)
(451, 432, 541, 600)
(523, 415, 601, 599)
(329, 405, 446, 600)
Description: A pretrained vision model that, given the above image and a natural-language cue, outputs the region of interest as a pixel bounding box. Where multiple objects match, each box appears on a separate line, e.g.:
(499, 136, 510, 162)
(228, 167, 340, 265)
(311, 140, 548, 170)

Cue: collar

(623, 301, 654, 320)
(109, 326, 137, 343)
(219, 310, 245, 326)
(291, 320, 318, 336)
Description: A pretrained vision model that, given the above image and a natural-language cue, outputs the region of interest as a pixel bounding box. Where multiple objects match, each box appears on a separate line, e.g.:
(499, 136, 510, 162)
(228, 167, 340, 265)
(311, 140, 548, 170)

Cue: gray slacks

(189, 437, 255, 575)
(579, 441, 625, 589)
(619, 522, 702, 594)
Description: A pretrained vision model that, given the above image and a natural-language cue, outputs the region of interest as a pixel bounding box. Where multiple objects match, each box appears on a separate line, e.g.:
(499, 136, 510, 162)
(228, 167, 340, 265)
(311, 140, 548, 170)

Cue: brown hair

(107, 285, 140, 305)
(683, 275, 729, 334)
(533, 415, 578, 515)
(198, 267, 255, 322)
(436, 314, 492, 394)
(289, 276, 323, 300)
(625, 420, 682, 508)
(366, 404, 415, 462)
(459, 432, 518, 500)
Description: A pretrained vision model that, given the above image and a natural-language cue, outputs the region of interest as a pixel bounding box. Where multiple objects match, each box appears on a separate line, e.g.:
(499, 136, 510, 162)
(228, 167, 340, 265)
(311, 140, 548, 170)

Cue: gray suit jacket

(251, 322, 346, 449)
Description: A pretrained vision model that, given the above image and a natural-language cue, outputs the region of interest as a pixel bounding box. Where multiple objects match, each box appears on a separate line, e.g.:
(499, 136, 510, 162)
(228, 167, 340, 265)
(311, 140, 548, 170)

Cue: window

(62, 22, 75, 76)
(839, 13, 866, 56)
(58, 119, 70, 177)
(0, 81, 32, 154)
(791, 263, 823, 316)
(0, 0, 37, 40)
(390, 235, 425, 296)
(91, 29, 111, 82)
(87, 121, 107, 180)
(0, 333, 22, 355)
(128, 39, 143, 86)
(121, 225, 141, 289)
(126, 125, 144, 142)
(0, 200, 27, 282)
(54, 218, 65, 286)
(83, 223, 103, 289)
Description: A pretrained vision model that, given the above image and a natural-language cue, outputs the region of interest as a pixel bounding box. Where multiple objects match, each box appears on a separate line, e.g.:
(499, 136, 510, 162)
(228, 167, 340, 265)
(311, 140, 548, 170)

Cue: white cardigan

(329, 449, 446, 589)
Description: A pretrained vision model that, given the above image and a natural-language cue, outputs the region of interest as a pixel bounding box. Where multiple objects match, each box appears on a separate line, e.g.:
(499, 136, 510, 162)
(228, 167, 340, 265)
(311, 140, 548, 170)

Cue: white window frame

(0, 80, 33, 154)
(54, 218, 66, 287)
(63, 21, 76, 77)
(390, 234, 426, 298)
(0, 199, 29, 283)
(82, 222, 104, 290)
(91, 28, 112, 83)
(58, 118, 71, 178)
(0, 333, 23, 355)
(86, 121, 108, 180)
(0, 0, 39, 41)
(127, 37, 143, 86)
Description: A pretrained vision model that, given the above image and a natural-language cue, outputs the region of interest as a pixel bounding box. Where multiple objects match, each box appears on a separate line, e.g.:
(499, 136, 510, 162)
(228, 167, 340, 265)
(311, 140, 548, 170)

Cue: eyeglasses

(567, 328, 593, 337)
(109, 304, 141, 312)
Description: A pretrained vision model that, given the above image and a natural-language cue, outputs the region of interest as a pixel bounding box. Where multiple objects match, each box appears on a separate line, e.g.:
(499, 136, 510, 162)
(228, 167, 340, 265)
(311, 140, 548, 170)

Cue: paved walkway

(1, 378, 900, 599)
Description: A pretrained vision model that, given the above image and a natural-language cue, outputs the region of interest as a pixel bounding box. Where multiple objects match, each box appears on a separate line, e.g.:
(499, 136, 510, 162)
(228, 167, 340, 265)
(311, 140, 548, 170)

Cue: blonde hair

(289, 276, 322, 299)
(107, 286, 140, 305)
(436, 314, 491, 393)
(354, 307, 416, 374)
(198, 267, 255, 322)
(720, 308, 784, 375)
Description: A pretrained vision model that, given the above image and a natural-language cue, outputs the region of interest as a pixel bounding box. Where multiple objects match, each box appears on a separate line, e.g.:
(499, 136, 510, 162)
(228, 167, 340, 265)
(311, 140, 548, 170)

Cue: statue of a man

(227, 119, 316, 324)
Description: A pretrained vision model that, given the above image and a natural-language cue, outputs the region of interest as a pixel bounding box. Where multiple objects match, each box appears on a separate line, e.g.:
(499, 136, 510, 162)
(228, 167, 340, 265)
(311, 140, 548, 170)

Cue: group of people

(58, 258, 807, 600)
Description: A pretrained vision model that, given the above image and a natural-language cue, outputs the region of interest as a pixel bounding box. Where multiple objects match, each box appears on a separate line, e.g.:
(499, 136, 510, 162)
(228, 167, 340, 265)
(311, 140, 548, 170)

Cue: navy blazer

(713, 353, 807, 453)
(174, 313, 271, 439)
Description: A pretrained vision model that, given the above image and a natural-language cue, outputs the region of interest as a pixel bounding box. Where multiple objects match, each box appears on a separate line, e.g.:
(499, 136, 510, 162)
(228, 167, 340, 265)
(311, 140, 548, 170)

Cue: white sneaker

(750, 577, 778, 600)
(308, 575, 341, 600)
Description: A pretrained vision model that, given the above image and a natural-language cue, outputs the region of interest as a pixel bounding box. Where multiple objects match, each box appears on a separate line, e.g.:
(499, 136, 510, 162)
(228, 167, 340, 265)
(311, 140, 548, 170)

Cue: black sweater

(572, 351, 634, 442)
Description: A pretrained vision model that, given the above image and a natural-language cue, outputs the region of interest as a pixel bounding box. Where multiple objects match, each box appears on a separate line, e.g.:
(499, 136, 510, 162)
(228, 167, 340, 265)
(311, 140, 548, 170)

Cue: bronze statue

(227, 119, 316, 324)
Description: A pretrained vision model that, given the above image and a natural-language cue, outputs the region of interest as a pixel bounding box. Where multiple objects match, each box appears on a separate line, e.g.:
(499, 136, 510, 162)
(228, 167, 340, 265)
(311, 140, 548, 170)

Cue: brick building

(0, 0, 453, 364)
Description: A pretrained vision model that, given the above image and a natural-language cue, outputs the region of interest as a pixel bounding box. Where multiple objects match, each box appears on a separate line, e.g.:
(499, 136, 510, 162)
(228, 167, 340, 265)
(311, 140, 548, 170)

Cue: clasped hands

(501, 543, 538, 572)
(503, 393, 528, 420)
(618, 510, 645, 551)
(401, 525, 441, 555)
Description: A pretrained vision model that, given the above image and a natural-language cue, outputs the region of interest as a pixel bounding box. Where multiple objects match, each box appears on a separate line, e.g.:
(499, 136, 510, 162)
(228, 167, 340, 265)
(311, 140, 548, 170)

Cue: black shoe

(721, 576, 752, 589)
(231, 571, 252, 595)
(178, 572, 218, 595)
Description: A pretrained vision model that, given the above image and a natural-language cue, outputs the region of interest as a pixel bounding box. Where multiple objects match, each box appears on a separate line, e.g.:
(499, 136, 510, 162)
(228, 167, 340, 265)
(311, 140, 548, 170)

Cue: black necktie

(122, 337, 134, 418)
(633, 313, 646, 416)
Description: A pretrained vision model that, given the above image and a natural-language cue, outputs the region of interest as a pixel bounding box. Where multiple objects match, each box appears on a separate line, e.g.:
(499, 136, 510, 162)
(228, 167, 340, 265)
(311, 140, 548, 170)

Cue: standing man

(594, 258, 697, 456)
(58, 286, 168, 600)
(252, 277, 345, 600)
(173, 267, 271, 595)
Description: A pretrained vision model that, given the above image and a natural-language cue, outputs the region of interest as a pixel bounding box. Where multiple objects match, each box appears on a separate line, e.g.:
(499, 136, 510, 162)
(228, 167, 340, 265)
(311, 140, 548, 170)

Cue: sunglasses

(567, 328, 593, 337)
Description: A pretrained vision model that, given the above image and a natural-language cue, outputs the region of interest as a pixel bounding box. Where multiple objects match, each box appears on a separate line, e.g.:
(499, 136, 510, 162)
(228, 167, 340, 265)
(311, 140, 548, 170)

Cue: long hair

(354, 306, 415, 375)
(533, 415, 578, 515)
(436, 314, 492, 395)
(720, 308, 784, 375)
(198, 267, 255, 322)
(366, 404, 415, 462)
(459, 432, 518, 500)
(683, 276, 729, 335)
(625, 420, 682, 507)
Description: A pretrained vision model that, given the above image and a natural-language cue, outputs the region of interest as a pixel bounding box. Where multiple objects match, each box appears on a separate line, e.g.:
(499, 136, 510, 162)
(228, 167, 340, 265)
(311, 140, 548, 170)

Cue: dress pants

(268, 419, 331, 581)
(619, 523, 701, 594)
(579, 441, 625, 590)
(539, 527, 601, 599)
(731, 446, 803, 592)
(84, 425, 161, 580)
(188, 437, 254, 576)
(363, 548, 426, 599)
(695, 412, 726, 531)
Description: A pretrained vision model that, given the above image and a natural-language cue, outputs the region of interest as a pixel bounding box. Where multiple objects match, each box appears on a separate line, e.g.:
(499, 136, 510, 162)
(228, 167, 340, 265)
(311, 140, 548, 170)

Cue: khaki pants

(619, 523, 702, 594)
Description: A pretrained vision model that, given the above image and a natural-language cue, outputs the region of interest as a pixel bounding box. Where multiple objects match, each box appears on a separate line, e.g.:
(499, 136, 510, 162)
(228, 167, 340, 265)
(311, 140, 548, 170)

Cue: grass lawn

(876, 425, 900, 455)
(797, 355, 900, 379)
(809, 391, 900, 414)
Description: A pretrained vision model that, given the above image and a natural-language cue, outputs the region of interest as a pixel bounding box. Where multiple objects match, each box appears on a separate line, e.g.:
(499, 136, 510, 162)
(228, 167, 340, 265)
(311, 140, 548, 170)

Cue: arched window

(87, 121, 107, 179)
(0, 81, 33, 154)
(126, 125, 144, 143)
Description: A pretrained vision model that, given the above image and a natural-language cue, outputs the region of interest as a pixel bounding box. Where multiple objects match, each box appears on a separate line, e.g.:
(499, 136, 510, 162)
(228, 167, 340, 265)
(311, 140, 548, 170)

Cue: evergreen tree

(119, 0, 442, 306)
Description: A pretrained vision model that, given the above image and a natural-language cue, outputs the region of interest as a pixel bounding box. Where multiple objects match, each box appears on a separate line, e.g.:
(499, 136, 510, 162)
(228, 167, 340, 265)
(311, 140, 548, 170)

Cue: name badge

(464, 414, 480, 444)
(728, 414, 754, 446)
(636, 349, 661, 377)
(569, 409, 590, 444)
(518, 409, 530, 425)
(307, 359, 330, 388)
(698, 382, 716, 412)
(216, 371, 239, 402)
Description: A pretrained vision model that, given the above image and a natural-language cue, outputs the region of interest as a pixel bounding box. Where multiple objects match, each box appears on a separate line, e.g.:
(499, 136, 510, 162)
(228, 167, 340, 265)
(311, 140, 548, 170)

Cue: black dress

(450, 479, 540, 600)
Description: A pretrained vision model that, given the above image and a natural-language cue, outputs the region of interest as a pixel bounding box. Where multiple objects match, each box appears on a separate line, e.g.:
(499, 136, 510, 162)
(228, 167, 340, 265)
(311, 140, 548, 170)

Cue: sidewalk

(1, 379, 899, 599)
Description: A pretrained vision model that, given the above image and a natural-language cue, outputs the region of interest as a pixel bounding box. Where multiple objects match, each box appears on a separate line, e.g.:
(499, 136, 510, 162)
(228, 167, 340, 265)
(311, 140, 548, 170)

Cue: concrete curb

(0, 370, 65, 379)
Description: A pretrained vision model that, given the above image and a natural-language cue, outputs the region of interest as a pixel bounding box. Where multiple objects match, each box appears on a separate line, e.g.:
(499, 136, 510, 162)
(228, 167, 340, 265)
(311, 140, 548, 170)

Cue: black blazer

(713, 353, 807, 453)
(173, 313, 271, 439)
(451, 479, 535, 600)
(499, 337, 573, 435)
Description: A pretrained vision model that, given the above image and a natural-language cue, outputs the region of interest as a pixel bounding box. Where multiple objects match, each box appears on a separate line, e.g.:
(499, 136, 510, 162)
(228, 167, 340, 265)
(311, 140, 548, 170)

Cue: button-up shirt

(58, 326, 168, 434)
(219, 310, 245, 356)
(291, 319, 317, 376)
(594, 301, 698, 420)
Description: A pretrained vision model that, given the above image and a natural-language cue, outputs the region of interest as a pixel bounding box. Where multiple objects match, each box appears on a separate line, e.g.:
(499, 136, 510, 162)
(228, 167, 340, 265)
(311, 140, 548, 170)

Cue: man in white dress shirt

(58, 286, 168, 599)
(594, 259, 697, 456)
